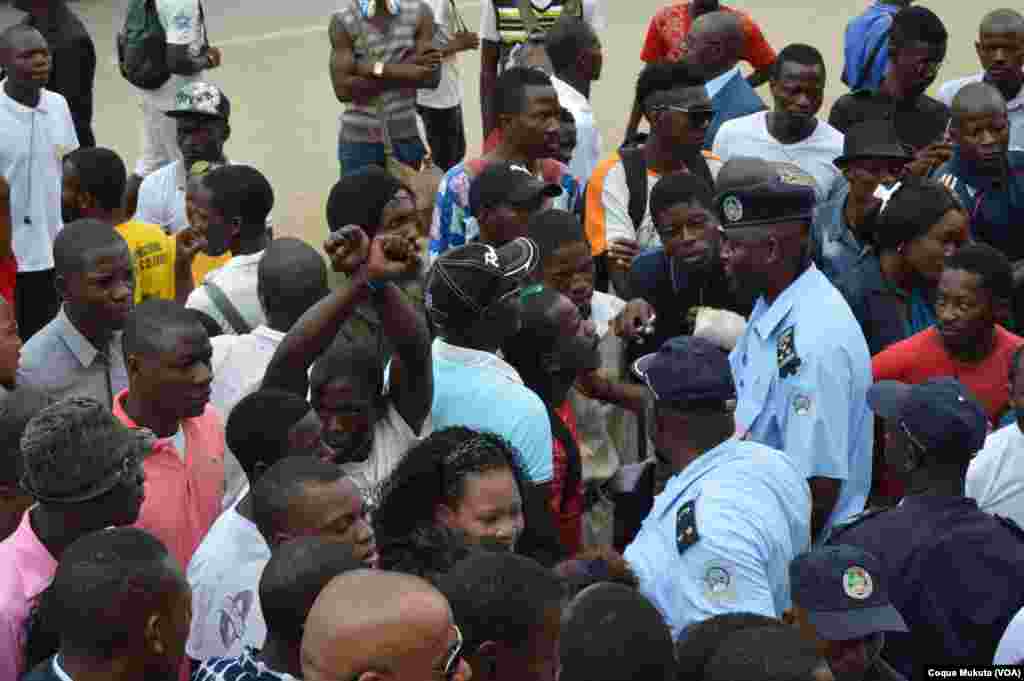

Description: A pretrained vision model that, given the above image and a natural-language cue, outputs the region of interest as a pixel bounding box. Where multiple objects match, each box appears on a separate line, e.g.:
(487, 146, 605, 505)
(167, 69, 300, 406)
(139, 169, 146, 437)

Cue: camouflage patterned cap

(166, 81, 231, 120)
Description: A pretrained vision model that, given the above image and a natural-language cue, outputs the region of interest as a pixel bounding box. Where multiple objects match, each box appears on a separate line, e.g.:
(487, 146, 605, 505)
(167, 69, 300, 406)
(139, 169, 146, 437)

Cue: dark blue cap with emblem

(632, 336, 735, 409)
(867, 377, 988, 456)
(790, 545, 908, 641)
(715, 160, 817, 229)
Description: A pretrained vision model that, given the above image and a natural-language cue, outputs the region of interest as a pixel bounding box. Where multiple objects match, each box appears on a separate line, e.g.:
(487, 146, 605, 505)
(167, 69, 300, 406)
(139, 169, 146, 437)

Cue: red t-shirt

(0, 256, 16, 307)
(640, 3, 777, 68)
(872, 326, 1024, 424)
(551, 400, 584, 557)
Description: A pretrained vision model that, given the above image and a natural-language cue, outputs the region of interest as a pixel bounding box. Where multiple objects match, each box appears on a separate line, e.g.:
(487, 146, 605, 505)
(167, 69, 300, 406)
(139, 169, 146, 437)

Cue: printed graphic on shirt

(219, 590, 254, 649)
(777, 326, 801, 379)
(843, 566, 873, 600)
(173, 11, 193, 31)
(703, 562, 737, 605)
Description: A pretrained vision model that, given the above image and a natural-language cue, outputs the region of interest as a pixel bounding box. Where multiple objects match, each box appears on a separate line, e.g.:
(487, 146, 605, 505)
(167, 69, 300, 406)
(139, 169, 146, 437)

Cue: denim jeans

(338, 137, 427, 176)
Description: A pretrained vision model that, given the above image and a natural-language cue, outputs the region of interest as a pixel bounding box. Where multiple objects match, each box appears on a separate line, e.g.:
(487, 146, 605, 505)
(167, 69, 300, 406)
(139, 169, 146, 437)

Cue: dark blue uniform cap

(867, 377, 988, 456)
(715, 178, 816, 229)
(790, 545, 908, 641)
(632, 336, 734, 408)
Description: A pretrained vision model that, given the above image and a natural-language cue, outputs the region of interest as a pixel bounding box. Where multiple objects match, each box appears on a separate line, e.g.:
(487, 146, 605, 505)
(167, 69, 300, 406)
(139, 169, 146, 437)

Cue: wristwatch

(372, 61, 385, 77)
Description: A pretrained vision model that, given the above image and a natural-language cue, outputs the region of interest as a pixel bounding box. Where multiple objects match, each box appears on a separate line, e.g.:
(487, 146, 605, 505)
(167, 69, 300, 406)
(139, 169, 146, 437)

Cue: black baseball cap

(425, 238, 540, 327)
(715, 160, 817, 229)
(632, 336, 735, 409)
(790, 545, 908, 641)
(469, 162, 563, 215)
(867, 377, 988, 456)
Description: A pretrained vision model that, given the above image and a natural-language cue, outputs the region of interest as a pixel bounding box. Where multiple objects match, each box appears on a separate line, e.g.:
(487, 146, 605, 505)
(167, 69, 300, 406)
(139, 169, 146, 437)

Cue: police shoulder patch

(777, 326, 802, 379)
(676, 499, 700, 555)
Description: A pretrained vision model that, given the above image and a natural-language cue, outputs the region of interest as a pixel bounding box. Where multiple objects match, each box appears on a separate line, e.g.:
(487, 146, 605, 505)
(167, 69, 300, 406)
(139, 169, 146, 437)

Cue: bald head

(952, 81, 1008, 120)
(258, 237, 328, 332)
(687, 12, 744, 75)
(980, 9, 1024, 36)
(302, 570, 455, 681)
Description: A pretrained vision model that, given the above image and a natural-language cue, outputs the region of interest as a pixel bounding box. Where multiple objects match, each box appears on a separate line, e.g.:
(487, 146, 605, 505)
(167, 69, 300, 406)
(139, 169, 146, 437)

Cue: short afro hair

(560, 584, 673, 681)
(257, 237, 328, 329)
(201, 164, 274, 233)
(495, 66, 555, 119)
(53, 219, 128, 277)
(527, 209, 588, 265)
(225, 389, 313, 482)
(122, 299, 205, 359)
(0, 387, 53, 487)
(705, 626, 826, 681)
(635, 61, 705, 110)
(890, 6, 948, 51)
(326, 166, 409, 238)
(437, 552, 565, 655)
(259, 537, 362, 644)
(65, 148, 127, 212)
(676, 613, 785, 681)
(545, 16, 598, 74)
(48, 528, 183, 660)
(309, 338, 384, 403)
(773, 43, 825, 81)
(251, 456, 348, 540)
(649, 172, 715, 228)
(944, 242, 1014, 304)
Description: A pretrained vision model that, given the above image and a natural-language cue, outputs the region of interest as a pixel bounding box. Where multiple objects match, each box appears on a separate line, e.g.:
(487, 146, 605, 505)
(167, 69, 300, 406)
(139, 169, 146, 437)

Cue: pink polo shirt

(113, 390, 226, 570)
(0, 510, 57, 681)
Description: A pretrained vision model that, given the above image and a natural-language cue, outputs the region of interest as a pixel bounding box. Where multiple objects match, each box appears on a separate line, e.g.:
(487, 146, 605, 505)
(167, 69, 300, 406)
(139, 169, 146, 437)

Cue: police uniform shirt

(829, 496, 1024, 676)
(729, 264, 873, 540)
(624, 438, 812, 640)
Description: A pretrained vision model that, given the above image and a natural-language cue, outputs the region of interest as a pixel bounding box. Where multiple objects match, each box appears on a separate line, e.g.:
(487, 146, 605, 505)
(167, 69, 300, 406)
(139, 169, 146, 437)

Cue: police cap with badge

(632, 336, 735, 554)
(715, 160, 818, 381)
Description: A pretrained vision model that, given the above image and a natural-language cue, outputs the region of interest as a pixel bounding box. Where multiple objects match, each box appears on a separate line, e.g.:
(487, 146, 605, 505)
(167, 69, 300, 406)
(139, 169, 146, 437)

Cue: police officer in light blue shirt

(623, 335, 811, 640)
(717, 158, 873, 544)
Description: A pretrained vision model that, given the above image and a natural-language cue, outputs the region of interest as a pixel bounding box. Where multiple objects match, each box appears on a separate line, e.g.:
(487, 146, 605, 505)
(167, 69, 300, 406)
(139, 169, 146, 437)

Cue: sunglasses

(653, 105, 715, 128)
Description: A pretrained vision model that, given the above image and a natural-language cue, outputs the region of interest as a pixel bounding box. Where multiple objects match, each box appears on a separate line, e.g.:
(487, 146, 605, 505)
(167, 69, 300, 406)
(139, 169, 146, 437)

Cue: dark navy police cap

(867, 377, 988, 456)
(790, 545, 908, 641)
(632, 336, 735, 409)
(715, 160, 817, 229)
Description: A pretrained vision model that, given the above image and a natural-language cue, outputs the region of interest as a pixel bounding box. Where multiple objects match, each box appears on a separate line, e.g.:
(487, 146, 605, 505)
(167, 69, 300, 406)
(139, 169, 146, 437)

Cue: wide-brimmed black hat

(834, 120, 913, 167)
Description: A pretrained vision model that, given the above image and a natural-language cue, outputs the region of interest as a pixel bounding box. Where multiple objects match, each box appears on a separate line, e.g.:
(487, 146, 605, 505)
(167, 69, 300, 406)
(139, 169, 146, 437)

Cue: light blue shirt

(430, 339, 554, 483)
(729, 264, 873, 540)
(17, 306, 128, 407)
(624, 438, 811, 640)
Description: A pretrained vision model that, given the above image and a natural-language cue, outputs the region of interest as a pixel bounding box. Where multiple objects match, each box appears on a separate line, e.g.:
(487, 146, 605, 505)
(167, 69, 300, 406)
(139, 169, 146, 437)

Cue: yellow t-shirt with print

(117, 220, 177, 304)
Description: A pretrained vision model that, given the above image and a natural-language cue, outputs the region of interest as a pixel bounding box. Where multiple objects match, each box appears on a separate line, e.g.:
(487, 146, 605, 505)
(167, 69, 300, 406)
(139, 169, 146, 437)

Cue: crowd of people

(3, 0, 1024, 679)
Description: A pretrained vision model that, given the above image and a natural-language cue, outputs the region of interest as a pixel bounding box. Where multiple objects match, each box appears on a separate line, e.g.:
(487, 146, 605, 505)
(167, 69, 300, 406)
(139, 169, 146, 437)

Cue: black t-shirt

(828, 88, 950, 152)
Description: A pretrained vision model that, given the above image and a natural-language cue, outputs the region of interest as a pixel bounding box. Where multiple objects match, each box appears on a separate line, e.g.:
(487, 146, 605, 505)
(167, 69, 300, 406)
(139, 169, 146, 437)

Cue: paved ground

(0, 0, 988, 246)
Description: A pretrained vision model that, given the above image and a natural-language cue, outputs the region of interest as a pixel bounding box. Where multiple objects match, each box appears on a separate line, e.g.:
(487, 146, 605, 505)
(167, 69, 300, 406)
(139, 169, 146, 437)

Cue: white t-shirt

(134, 159, 272, 236)
(966, 422, 1024, 528)
(480, 0, 606, 41)
(211, 326, 285, 419)
(996, 606, 1024, 664)
(552, 76, 601, 184)
(417, 0, 463, 110)
(143, 0, 208, 111)
(938, 72, 1024, 150)
(186, 499, 271, 661)
(0, 87, 78, 272)
(186, 251, 268, 335)
(342, 402, 431, 503)
(713, 112, 845, 203)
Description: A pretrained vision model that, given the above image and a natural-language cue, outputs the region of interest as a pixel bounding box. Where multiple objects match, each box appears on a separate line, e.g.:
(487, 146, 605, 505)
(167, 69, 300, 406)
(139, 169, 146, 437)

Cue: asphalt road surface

(0, 0, 988, 247)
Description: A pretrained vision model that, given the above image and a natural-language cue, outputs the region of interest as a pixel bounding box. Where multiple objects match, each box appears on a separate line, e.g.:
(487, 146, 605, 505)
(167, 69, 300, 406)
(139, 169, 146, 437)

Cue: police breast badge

(777, 326, 801, 379)
(676, 500, 700, 555)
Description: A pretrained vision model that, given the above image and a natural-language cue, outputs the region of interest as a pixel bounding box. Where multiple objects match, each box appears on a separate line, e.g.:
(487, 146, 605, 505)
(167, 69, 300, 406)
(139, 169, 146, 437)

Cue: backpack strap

(202, 280, 252, 335)
(619, 146, 648, 230)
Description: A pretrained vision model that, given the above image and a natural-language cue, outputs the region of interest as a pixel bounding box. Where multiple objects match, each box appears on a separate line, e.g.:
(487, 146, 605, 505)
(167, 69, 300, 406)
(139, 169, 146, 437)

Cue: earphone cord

(25, 111, 35, 225)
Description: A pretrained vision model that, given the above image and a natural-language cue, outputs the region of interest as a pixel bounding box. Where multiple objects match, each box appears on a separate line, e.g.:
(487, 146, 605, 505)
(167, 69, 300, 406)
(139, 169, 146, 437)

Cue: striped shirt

(334, 0, 427, 144)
